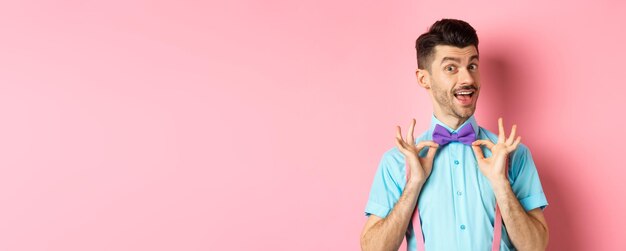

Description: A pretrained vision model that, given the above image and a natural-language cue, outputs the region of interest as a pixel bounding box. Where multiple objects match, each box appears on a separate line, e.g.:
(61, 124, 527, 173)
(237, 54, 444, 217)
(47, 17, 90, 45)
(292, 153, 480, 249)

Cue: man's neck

(434, 113, 471, 131)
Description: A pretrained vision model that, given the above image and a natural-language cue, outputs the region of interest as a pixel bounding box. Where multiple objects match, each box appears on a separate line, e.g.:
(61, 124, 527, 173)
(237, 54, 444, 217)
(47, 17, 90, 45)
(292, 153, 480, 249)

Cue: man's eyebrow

(440, 57, 460, 65)
(440, 55, 480, 65)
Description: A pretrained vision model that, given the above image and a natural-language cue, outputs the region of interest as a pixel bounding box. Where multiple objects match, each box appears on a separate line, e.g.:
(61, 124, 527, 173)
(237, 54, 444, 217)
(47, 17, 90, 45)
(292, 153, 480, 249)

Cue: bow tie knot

(432, 123, 476, 146)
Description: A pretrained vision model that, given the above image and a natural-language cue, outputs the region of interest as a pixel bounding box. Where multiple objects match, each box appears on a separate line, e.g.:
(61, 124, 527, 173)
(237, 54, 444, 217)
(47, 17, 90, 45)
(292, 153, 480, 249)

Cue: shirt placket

(450, 142, 471, 247)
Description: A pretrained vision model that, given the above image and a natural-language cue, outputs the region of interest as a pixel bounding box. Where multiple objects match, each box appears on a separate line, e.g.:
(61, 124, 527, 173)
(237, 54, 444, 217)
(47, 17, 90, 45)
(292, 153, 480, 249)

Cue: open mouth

(453, 89, 475, 106)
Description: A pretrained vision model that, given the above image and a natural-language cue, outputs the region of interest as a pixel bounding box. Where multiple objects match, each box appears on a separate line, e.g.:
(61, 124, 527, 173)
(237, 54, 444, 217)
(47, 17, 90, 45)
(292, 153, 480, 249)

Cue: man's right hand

(395, 118, 439, 185)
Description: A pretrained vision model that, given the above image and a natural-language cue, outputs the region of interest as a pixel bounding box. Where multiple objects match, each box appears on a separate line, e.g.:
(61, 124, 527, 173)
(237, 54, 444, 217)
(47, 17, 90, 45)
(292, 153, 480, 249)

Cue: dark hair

(415, 19, 479, 71)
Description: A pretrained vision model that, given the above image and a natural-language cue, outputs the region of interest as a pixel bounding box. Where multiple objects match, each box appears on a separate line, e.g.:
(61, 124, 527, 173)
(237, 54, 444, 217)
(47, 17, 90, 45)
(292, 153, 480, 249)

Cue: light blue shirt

(365, 115, 548, 251)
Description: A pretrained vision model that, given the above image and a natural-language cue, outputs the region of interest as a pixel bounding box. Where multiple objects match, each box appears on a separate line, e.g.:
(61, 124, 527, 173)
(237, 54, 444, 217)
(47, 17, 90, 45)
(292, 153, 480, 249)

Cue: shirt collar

(427, 114, 479, 139)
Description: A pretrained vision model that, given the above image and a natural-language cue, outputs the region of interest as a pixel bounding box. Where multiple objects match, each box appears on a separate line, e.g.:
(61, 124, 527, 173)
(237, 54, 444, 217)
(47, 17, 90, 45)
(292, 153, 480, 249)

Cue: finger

(396, 126, 404, 142)
(498, 117, 505, 143)
(420, 149, 436, 171)
(471, 144, 485, 161)
(511, 136, 522, 150)
(395, 127, 409, 149)
(472, 139, 495, 149)
(408, 119, 416, 145)
(419, 141, 439, 170)
(506, 124, 517, 145)
(395, 136, 408, 151)
(424, 142, 439, 159)
(416, 140, 439, 152)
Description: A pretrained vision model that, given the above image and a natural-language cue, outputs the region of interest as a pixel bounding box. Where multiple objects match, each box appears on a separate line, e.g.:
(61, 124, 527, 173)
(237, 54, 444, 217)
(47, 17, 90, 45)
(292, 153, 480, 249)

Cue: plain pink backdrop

(0, 0, 625, 250)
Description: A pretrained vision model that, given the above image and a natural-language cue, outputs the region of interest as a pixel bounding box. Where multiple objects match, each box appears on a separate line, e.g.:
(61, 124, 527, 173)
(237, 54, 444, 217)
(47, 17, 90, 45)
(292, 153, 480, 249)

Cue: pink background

(0, 0, 624, 250)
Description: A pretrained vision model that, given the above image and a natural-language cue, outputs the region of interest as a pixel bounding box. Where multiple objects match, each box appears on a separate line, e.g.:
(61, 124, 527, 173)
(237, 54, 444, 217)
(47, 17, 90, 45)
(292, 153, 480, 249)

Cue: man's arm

(360, 119, 438, 251)
(360, 179, 422, 251)
(492, 180, 549, 250)
(472, 118, 549, 251)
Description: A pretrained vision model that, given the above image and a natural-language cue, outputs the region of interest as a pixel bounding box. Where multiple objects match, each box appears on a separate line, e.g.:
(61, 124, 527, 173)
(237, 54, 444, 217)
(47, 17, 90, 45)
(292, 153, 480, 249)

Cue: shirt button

(460, 225, 466, 230)
(457, 191, 463, 196)
(454, 160, 460, 165)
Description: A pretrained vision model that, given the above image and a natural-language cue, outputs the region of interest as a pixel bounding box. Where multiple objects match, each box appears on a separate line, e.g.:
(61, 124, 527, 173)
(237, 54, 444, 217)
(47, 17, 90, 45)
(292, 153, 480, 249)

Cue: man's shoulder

(380, 146, 403, 164)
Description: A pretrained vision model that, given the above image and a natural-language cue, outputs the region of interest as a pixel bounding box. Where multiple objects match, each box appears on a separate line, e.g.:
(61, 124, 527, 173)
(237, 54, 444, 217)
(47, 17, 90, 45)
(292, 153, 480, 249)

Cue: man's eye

(445, 65, 457, 72)
(469, 64, 479, 71)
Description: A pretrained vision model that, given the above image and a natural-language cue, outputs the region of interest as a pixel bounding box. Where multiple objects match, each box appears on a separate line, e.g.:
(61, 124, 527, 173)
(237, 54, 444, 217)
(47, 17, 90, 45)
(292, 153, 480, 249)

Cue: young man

(360, 19, 549, 251)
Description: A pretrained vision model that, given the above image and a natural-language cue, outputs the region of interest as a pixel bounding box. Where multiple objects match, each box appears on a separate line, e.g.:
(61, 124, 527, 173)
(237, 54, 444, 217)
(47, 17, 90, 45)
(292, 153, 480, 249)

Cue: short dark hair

(415, 19, 479, 71)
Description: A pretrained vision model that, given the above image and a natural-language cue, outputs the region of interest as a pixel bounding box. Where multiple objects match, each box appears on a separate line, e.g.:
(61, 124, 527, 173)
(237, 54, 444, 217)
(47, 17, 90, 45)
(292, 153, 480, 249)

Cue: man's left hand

(471, 117, 521, 184)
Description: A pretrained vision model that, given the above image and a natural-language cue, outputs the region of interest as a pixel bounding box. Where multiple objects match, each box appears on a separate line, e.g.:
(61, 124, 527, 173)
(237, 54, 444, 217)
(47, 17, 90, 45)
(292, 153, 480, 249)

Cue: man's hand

(395, 118, 439, 185)
(471, 117, 521, 184)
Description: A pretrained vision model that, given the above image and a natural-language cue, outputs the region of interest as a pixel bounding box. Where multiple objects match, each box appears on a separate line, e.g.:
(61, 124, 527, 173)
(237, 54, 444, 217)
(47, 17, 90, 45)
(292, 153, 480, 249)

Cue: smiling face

(417, 45, 481, 123)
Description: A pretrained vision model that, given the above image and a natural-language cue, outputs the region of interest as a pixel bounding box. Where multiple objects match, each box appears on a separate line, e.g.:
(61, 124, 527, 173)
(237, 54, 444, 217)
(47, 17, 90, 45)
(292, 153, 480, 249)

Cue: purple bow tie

(432, 123, 476, 146)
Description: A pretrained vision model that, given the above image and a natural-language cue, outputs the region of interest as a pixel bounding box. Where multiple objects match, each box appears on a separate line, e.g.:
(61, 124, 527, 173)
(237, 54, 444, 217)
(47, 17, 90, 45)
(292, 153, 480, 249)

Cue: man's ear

(416, 68, 430, 90)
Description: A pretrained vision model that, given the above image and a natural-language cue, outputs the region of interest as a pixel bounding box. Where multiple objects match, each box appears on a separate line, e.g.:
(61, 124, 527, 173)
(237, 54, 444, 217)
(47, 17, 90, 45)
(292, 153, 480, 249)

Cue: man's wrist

(489, 176, 511, 193)
(406, 177, 425, 190)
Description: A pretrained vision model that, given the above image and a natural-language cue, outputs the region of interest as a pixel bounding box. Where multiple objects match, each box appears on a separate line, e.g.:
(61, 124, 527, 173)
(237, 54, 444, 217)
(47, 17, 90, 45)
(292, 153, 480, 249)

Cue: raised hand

(395, 119, 439, 185)
(471, 117, 521, 183)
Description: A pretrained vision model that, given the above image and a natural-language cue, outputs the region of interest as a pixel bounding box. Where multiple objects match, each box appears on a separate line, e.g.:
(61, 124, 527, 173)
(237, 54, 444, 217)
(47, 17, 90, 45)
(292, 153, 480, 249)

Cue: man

(360, 19, 549, 251)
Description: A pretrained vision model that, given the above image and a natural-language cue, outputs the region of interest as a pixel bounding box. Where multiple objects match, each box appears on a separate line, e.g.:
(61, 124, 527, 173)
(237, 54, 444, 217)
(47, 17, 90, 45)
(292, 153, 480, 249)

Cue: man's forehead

(433, 45, 478, 60)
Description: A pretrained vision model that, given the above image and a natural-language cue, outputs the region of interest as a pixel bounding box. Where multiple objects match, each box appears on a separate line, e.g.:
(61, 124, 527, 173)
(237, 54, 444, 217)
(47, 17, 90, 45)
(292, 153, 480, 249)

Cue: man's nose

(458, 68, 475, 85)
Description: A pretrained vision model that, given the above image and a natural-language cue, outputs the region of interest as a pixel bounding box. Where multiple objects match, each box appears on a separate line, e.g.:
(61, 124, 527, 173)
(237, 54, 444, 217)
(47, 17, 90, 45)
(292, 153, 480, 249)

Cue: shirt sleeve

(508, 144, 549, 211)
(364, 149, 404, 218)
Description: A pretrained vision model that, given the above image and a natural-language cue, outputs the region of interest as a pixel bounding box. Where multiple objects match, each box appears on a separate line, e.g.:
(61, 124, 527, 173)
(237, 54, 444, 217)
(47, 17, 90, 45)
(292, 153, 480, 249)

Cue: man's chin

(453, 107, 475, 119)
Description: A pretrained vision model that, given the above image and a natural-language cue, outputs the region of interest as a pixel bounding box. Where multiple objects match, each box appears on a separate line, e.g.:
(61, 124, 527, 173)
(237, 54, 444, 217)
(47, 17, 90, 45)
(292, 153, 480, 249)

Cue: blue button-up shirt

(365, 115, 548, 251)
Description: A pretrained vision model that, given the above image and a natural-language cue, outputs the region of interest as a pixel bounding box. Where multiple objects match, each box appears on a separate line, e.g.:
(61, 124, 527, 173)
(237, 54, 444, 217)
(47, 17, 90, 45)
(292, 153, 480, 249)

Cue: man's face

(425, 45, 480, 120)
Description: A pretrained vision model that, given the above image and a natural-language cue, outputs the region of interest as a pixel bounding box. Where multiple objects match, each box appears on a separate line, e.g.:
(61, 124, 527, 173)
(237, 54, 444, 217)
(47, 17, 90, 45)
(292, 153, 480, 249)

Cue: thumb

(471, 144, 485, 161)
(424, 142, 439, 160)
(418, 141, 439, 169)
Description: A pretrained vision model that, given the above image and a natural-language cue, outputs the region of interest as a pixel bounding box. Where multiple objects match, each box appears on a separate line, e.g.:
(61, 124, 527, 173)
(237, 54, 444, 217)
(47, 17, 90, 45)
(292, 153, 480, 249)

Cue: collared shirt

(364, 115, 548, 251)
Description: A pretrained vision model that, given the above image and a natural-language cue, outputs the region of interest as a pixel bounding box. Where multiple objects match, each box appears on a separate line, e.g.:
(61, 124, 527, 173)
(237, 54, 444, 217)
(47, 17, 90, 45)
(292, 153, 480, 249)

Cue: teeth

(456, 91, 473, 95)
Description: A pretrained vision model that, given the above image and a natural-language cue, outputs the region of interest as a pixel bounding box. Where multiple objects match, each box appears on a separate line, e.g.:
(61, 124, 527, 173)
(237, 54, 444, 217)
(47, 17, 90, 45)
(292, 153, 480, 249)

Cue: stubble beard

(434, 89, 477, 120)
